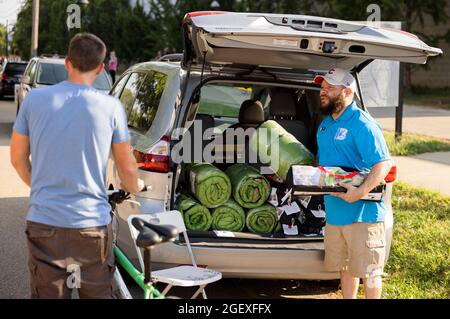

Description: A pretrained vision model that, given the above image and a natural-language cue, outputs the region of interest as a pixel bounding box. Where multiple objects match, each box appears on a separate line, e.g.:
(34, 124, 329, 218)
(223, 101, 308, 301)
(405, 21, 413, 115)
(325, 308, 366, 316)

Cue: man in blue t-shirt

(10, 33, 145, 298)
(314, 68, 392, 299)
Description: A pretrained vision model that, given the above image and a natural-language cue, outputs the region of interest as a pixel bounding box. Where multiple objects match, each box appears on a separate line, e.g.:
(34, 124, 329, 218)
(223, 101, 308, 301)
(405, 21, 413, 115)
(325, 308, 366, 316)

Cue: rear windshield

(36, 63, 111, 90)
(198, 84, 253, 118)
(4, 63, 27, 75)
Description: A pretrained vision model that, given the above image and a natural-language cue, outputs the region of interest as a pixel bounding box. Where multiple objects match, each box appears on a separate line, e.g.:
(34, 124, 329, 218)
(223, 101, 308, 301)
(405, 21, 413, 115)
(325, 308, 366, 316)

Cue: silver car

(106, 12, 441, 280)
(16, 55, 112, 114)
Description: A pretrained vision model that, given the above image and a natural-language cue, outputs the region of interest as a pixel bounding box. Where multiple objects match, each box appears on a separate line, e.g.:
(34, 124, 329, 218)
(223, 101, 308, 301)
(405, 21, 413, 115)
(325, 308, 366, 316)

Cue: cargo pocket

(26, 227, 56, 239)
(79, 228, 108, 263)
(366, 239, 386, 273)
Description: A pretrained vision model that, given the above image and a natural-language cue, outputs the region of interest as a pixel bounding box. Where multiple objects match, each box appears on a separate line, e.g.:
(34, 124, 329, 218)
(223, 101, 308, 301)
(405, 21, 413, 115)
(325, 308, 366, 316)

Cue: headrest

(239, 100, 264, 124)
(269, 90, 297, 118)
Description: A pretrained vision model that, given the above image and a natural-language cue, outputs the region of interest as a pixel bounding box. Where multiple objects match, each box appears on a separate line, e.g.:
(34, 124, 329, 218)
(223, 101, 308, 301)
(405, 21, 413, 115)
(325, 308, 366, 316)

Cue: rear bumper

(116, 186, 394, 280)
(151, 241, 340, 280)
(1, 81, 16, 95)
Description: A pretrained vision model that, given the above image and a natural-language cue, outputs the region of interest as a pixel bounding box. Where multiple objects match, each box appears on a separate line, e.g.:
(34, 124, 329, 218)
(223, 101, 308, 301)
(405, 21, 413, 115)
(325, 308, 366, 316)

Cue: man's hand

(112, 141, 145, 193)
(331, 182, 364, 203)
(120, 178, 146, 193)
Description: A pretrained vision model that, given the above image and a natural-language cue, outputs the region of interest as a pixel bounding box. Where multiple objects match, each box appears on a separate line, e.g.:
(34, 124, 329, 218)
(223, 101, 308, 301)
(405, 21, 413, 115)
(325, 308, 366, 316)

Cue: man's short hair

(68, 33, 106, 72)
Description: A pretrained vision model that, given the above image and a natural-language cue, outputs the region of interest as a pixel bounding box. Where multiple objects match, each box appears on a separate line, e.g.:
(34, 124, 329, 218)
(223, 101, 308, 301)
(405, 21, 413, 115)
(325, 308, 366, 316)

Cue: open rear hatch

(182, 11, 442, 71)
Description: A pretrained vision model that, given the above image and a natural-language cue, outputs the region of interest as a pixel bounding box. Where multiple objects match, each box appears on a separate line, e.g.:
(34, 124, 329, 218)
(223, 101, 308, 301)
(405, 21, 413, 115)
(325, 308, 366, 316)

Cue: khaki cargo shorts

(324, 222, 386, 278)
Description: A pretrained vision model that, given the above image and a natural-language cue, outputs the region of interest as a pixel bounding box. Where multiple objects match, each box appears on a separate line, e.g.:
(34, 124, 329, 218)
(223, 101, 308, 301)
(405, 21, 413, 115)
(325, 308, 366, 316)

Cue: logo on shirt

(335, 127, 348, 141)
(319, 126, 326, 132)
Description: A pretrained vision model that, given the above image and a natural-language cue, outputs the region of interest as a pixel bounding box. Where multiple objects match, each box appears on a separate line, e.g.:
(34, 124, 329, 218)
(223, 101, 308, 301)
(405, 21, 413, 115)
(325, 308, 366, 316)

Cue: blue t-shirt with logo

(316, 101, 391, 226)
(13, 81, 130, 228)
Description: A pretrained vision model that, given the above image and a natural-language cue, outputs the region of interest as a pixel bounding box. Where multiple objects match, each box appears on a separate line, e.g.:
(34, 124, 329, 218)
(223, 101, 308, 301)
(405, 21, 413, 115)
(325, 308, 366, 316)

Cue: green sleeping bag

(211, 199, 246, 232)
(249, 120, 316, 180)
(246, 203, 278, 234)
(187, 162, 232, 208)
(177, 194, 212, 231)
(225, 164, 270, 208)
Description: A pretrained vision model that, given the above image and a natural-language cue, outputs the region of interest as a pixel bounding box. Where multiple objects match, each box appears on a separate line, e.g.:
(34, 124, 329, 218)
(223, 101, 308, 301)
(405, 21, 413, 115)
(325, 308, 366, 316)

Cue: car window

(110, 73, 130, 97)
(35, 62, 110, 91)
(127, 70, 168, 132)
(29, 61, 37, 83)
(4, 63, 27, 76)
(198, 84, 252, 118)
(36, 63, 67, 85)
(23, 61, 35, 78)
(92, 71, 111, 91)
(119, 72, 147, 118)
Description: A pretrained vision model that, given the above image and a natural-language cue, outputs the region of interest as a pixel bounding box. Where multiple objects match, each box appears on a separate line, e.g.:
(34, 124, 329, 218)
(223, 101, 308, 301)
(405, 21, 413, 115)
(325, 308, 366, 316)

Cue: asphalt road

(0, 98, 30, 299)
(0, 98, 342, 299)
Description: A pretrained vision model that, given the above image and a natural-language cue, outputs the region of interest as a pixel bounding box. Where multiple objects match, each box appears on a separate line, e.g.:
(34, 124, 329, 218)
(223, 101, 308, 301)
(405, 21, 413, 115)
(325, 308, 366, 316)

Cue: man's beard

(319, 94, 346, 115)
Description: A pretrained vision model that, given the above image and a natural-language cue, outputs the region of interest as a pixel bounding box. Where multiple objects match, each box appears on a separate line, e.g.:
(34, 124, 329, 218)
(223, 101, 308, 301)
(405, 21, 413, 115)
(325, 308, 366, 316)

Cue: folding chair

(127, 211, 222, 299)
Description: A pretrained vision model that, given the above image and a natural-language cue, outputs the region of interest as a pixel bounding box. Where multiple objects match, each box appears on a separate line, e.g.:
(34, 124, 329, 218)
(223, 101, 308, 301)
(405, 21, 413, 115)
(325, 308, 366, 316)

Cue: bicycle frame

(113, 245, 164, 299)
(108, 188, 165, 299)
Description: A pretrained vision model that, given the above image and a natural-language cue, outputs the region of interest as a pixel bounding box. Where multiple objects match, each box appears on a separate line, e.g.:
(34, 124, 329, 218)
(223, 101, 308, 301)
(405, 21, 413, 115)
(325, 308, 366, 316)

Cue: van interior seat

(269, 89, 310, 149)
(184, 113, 215, 163)
(230, 99, 265, 129)
(217, 99, 264, 167)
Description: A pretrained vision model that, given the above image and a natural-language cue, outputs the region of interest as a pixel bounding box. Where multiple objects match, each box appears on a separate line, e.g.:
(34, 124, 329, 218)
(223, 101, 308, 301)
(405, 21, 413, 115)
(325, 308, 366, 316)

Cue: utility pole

(5, 19, 8, 57)
(30, 0, 39, 58)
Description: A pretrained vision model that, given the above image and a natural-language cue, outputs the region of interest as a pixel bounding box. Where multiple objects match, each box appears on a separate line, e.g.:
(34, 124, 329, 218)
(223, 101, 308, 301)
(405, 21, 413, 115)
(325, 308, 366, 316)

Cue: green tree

(320, 0, 449, 88)
(0, 24, 7, 56)
(232, 0, 317, 14)
(11, 0, 447, 81)
(11, 0, 156, 65)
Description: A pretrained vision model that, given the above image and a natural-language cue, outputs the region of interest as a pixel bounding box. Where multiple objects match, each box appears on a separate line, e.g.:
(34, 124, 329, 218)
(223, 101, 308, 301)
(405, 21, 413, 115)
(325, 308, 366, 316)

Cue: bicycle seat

(132, 218, 179, 248)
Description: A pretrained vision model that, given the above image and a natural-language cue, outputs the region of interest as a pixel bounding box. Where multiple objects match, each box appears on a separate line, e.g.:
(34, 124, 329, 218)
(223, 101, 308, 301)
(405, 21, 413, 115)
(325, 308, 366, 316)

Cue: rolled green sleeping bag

(211, 199, 245, 232)
(246, 203, 278, 234)
(177, 194, 212, 231)
(187, 162, 232, 208)
(225, 164, 270, 208)
(249, 120, 316, 180)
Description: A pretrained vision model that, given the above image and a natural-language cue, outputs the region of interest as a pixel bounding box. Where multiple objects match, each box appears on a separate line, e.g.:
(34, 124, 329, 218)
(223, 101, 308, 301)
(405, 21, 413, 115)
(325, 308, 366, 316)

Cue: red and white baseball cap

(314, 68, 357, 93)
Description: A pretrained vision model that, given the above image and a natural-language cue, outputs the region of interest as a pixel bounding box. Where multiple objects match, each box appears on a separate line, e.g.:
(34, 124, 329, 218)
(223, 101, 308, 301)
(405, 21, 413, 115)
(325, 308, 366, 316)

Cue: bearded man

(314, 68, 392, 299)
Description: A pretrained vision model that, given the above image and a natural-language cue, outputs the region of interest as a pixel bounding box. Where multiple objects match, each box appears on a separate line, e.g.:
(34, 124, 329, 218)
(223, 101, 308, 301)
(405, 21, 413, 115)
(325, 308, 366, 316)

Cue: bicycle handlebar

(107, 185, 148, 196)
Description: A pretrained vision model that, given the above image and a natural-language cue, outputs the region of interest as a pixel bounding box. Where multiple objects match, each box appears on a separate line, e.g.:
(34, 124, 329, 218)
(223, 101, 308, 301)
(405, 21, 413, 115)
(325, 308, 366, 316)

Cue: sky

(0, 0, 23, 25)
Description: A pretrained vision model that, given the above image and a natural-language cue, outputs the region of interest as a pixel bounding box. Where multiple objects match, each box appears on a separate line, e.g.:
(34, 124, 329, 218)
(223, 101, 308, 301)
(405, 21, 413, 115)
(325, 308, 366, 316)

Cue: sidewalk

(392, 151, 450, 196)
(370, 104, 450, 196)
(371, 104, 450, 140)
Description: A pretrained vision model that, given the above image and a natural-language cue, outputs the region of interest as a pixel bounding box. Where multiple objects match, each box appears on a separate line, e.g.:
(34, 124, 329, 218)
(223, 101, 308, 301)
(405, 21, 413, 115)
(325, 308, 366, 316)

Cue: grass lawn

(383, 131, 450, 156)
(404, 87, 450, 110)
(382, 181, 450, 298)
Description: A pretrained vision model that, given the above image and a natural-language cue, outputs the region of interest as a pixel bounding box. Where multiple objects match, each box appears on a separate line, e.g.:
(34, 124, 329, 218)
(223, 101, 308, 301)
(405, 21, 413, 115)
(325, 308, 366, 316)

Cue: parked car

(16, 55, 112, 114)
(107, 12, 442, 280)
(0, 61, 28, 99)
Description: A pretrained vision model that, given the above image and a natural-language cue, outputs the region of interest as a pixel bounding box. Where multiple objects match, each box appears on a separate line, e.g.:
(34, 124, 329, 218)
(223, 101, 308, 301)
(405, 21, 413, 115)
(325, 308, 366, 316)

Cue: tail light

(1, 73, 7, 81)
(385, 165, 397, 183)
(133, 136, 170, 173)
(186, 11, 226, 18)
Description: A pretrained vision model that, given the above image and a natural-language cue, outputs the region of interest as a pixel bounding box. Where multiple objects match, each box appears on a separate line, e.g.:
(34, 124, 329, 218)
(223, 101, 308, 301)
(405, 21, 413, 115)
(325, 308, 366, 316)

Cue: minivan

(106, 12, 442, 280)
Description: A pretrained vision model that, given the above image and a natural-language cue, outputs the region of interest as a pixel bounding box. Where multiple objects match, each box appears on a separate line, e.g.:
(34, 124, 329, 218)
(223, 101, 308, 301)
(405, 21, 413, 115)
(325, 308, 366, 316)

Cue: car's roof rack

(158, 53, 183, 62)
(39, 53, 66, 59)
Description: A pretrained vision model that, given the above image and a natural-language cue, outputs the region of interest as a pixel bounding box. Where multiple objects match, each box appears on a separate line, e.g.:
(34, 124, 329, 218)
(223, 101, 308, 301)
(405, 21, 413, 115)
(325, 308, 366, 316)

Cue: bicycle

(108, 189, 178, 299)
